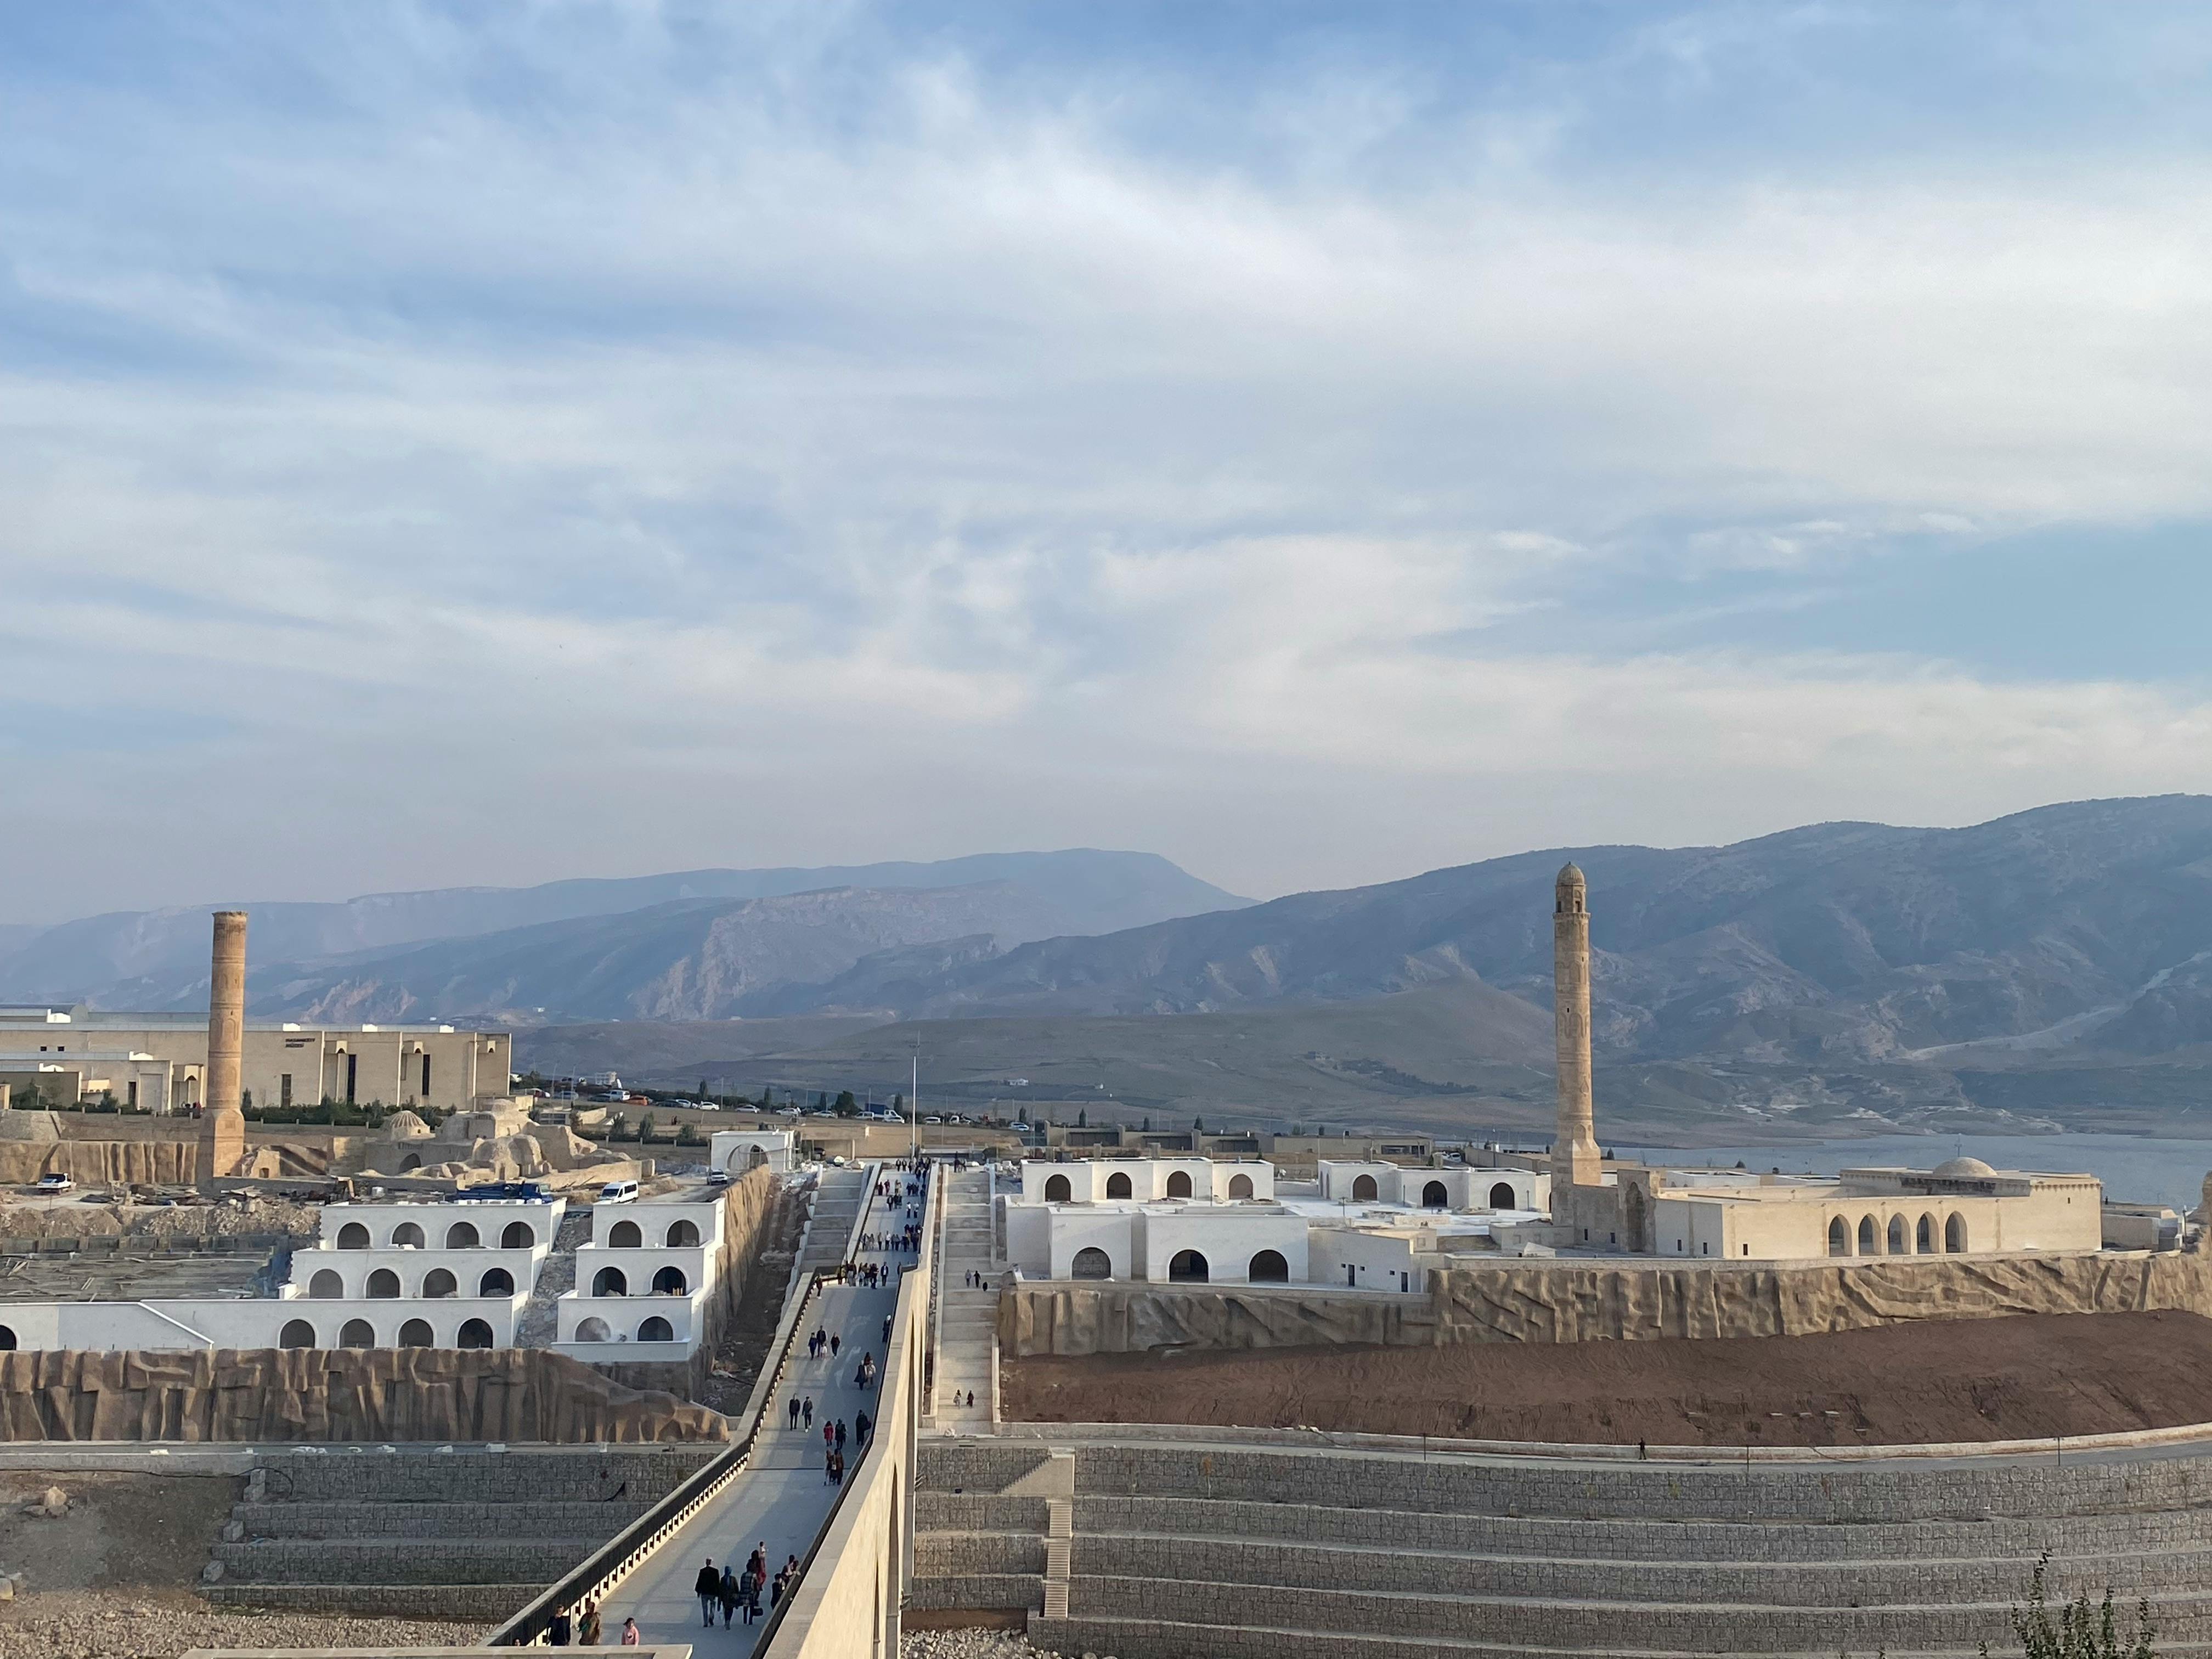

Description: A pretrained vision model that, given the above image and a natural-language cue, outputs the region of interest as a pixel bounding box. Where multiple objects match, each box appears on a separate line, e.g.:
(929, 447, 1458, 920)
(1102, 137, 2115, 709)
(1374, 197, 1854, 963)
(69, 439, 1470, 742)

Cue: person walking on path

(834, 1418, 847, 1452)
(719, 1564, 740, 1628)
(578, 1602, 601, 1645)
(830, 1333, 840, 1358)
(788, 1395, 800, 1430)
(695, 1557, 722, 1627)
(802, 1396, 813, 1429)
(620, 1617, 640, 1645)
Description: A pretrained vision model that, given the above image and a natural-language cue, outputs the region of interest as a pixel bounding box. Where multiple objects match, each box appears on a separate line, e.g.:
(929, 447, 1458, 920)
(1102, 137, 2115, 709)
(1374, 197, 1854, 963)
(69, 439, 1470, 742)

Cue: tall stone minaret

(1551, 864, 1602, 1187)
(198, 910, 249, 1190)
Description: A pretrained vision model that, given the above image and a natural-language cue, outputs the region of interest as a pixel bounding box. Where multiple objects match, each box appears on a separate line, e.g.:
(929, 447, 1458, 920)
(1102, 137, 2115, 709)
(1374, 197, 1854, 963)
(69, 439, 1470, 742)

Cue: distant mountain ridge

(0, 850, 1251, 1015)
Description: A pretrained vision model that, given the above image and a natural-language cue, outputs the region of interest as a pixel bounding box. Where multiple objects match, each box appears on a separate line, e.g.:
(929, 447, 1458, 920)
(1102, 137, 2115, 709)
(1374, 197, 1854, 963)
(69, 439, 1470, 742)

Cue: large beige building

(0, 1006, 510, 1113)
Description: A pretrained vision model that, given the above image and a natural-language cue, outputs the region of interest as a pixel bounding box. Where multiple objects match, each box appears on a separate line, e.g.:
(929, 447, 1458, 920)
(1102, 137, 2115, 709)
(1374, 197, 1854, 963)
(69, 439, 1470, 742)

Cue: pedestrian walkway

(933, 1165, 996, 1428)
(589, 1163, 918, 1652)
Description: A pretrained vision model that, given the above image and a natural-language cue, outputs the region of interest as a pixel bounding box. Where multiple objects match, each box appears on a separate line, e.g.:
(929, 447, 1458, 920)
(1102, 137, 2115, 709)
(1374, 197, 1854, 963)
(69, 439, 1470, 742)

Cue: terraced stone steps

(211, 1537, 599, 1586)
(202, 1582, 543, 1620)
(230, 1499, 654, 1541)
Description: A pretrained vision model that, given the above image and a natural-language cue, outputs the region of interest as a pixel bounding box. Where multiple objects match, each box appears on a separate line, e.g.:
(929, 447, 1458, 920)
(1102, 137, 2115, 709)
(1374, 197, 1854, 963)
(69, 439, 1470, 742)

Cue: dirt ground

(1003, 1310, 2212, 1446)
(0, 1470, 486, 1658)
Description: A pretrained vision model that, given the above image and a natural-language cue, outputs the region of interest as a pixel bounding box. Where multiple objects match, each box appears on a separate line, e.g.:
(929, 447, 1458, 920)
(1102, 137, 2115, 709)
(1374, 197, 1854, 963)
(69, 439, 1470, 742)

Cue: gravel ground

(902, 1633, 1090, 1659)
(0, 1594, 487, 1659)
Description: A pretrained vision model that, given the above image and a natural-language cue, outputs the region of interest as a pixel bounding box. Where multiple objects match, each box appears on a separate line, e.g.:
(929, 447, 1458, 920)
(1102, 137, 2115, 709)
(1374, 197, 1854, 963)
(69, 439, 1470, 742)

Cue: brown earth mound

(1002, 1310, 2212, 1446)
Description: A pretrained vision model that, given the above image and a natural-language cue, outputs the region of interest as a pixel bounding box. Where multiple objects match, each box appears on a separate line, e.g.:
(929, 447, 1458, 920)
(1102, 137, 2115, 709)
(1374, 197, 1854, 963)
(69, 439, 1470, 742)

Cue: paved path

(933, 1165, 996, 1428)
(592, 1164, 923, 1652)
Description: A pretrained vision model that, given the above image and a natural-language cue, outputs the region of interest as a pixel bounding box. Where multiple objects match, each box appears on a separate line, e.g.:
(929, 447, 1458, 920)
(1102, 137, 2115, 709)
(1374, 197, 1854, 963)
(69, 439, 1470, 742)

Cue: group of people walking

(542, 1599, 636, 1645)
(694, 1542, 798, 1630)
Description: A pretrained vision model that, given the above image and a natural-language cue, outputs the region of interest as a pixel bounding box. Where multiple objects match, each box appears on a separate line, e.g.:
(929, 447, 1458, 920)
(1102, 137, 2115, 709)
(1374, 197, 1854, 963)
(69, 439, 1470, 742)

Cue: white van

(599, 1179, 640, 1205)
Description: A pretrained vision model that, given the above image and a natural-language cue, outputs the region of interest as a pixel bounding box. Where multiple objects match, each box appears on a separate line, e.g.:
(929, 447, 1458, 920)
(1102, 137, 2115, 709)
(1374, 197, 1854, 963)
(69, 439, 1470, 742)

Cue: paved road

(593, 1165, 920, 1652)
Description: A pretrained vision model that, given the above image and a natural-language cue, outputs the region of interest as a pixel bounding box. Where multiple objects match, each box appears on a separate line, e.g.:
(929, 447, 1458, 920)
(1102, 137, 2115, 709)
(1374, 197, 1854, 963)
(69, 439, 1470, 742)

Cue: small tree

(637, 1111, 658, 1143)
(834, 1090, 858, 1116)
(1077, 1108, 1087, 1127)
(1193, 1115, 1206, 1133)
(892, 1092, 904, 1115)
(1982, 1553, 2155, 1659)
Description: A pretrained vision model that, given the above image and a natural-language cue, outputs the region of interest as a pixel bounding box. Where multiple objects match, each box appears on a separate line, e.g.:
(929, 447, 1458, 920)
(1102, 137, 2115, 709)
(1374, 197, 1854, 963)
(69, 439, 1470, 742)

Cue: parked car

(34, 1173, 74, 1193)
(598, 1178, 640, 1204)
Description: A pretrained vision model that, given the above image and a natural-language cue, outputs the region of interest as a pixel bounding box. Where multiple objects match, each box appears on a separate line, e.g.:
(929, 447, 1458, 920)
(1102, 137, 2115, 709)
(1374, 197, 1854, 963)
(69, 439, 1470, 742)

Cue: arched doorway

(1886, 1215, 1907, 1255)
(366, 1269, 400, 1299)
(1945, 1214, 1967, 1252)
(1623, 1183, 1649, 1251)
(593, 1266, 628, 1297)
(1045, 1174, 1071, 1202)
(392, 1221, 424, 1248)
(1071, 1247, 1111, 1279)
(422, 1268, 457, 1299)
(1168, 1249, 1209, 1283)
(339, 1319, 376, 1349)
(576, 1317, 612, 1342)
(309, 1269, 343, 1299)
(1228, 1174, 1255, 1199)
(279, 1319, 315, 1349)
(1827, 1217, 1849, 1257)
(1916, 1214, 1936, 1254)
(0, 1324, 15, 1351)
(609, 1220, 642, 1249)
(665, 1220, 699, 1247)
(1421, 1180, 1448, 1208)
(1351, 1174, 1378, 1201)
(479, 1267, 515, 1297)
(1166, 1171, 1194, 1198)
(1248, 1250, 1289, 1282)
(652, 1265, 689, 1295)
(457, 1318, 493, 1350)
(1105, 1172, 1133, 1199)
(638, 1316, 674, 1343)
(1857, 1215, 1877, 1254)
(397, 1319, 433, 1347)
(1489, 1181, 1516, 1209)
(445, 1222, 480, 1250)
(501, 1221, 534, 1249)
(337, 1222, 370, 1250)
(398, 1153, 422, 1172)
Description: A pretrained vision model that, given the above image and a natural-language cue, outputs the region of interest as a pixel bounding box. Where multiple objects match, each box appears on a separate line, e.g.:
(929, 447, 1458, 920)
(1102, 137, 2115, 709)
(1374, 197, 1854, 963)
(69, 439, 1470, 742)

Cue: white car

(35, 1173, 74, 1193)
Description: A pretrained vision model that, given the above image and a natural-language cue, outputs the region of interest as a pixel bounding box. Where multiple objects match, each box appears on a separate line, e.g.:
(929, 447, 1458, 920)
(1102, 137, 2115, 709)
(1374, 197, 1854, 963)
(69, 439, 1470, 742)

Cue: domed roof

(1556, 861, 1587, 888)
(1932, 1155, 1996, 1178)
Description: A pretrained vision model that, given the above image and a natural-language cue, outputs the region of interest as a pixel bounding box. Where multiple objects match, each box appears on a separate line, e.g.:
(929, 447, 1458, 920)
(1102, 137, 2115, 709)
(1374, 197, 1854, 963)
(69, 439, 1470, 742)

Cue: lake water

(1601, 1133, 2212, 1210)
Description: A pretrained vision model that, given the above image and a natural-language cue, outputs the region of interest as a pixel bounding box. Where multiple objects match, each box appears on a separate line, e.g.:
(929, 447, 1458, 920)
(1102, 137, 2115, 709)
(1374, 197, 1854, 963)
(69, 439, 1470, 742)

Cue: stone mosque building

(1544, 864, 2103, 1261)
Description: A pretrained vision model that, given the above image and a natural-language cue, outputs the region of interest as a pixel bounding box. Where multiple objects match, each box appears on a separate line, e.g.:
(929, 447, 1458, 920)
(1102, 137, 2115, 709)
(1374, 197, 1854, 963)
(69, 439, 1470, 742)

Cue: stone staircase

(512, 1208, 595, 1348)
(799, 1167, 868, 1271)
(933, 1166, 997, 1427)
(910, 1437, 2212, 1659)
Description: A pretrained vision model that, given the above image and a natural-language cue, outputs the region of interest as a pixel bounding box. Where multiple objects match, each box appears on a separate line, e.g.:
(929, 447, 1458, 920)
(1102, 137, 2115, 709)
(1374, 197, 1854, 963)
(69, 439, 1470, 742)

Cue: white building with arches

(550, 1189, 729, 1363)
(1004, 1157, 1306, 1284)
(1022, 1157, 1274, 1205)
(1316, 1161, 1549, 1213)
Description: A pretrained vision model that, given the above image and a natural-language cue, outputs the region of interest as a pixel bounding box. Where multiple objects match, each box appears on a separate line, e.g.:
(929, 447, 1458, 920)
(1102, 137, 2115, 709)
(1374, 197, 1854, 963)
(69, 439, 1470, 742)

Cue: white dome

(1932, 1155, 1996, 1178)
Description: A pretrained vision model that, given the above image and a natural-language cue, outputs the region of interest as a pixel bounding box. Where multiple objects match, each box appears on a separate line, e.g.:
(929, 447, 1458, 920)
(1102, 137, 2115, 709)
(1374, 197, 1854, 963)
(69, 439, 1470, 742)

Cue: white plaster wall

(1003, 1201, 1051, 1277)
(572, 1242, 713, 1299)
(710, 1130, 795, 1174)
(592, 1199, 724, 1249)
(556, 1284, 705, 1347)
(1317, 1161, 1396, 1202)
(286, 1246, 542, 1301)
(319, 1198, 562, 1252)
(1310, 1225, 1430, 1293)
(1042, 1209, 1136, 1280)
(1136, 1208, 1307, 1284)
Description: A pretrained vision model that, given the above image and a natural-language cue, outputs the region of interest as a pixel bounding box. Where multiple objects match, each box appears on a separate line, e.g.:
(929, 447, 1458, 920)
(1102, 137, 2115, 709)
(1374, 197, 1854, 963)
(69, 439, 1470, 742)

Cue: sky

(7, 2, 2212, 922)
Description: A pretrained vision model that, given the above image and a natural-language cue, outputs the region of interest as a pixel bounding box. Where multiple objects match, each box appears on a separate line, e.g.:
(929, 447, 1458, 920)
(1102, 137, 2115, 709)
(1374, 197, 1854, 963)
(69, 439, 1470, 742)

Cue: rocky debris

(0, 1592, 486, 1659)
(0, 1193, 319, 1243)
(0, 1568, 25, 1602)
(901, 1632, 1084, 1659)
(21, 1485, 69, 1518)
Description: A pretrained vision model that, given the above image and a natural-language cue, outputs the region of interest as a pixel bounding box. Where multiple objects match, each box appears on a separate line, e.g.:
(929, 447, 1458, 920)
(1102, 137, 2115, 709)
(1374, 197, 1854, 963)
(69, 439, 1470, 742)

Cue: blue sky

(5, 2, 2212, 920)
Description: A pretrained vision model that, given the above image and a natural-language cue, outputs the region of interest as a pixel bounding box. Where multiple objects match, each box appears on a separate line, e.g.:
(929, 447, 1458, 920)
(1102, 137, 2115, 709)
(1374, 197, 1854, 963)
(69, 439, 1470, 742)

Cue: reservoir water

(1603, 1132, 2212, 1211)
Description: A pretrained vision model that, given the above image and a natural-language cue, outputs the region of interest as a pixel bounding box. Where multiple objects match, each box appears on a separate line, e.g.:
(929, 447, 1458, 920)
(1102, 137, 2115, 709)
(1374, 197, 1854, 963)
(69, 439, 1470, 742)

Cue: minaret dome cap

(1555, 862, 1587, 891)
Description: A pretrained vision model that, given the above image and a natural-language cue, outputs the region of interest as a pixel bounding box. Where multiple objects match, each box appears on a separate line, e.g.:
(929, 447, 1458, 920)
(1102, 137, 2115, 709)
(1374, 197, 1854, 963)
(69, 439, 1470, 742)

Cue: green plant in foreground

(1980, 1553, 2154, 1659)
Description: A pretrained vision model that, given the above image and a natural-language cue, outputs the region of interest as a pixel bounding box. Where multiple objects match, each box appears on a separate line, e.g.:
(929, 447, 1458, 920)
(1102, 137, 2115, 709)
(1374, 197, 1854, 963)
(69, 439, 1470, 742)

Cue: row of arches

(1067, 1248, 1286, 1283)
(279, 1316, 495, 1350)
(572, 1315, 678, 1344)
(335, 1220, 537, 1251)
(590, 1264, 690, 1297)
(1346, 1175, 1514, 1207)
(307, 1266, 516, 1299)
(1046, 1170, 1256, 1202)
(1828, 1211, 1968, 1258)
(605, 1218, 700, 1249)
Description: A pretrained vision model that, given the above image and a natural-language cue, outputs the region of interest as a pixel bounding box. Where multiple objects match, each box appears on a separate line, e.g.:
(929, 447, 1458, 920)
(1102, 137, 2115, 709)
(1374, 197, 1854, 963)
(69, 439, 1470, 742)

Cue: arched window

(638, 1316, 674, 1344)
(1886, 1215, 1907, 1255)
(399, 1153, 423, 1172)
(1916, 1214, 1936, 1254)
(337, 1222, 370, 1250)
(1945, 1213, 1968, 1253)
(576, 1317, 612, 1342)
(445, 1222, 480, 1250)
(1105, 1172, 1133, 1199)
(457, 1318, 493, 1350)
(1489, 1181, 1516, 1209)
(1071, 1246, 1111, 1279)
(1248, 1249, 1289, 1282)
(366, 1268, 401, 1299)
(309, 1269, 343, 1299)
(1421, 1181, 1449, 1208)
(1351, 1174, 1378, 1202)
(392, 1221, 424, 1249)
(422, 1268, 458, 1299)
(501, 1221, 534, 1249)
(1168, 1249, 1209, 1283)
(652, 1265, 689, 1296)
(397, 1319, 433, 1347)
(0, 1324, 16, 1351)
(1857, 1215, 1877, 1254)
(1045, 1174, 1072, 1203)
(479, 1266, 515, 1297)
(279, 1319, 315, 1349)
(665, 1219, 700, 1247)
(593, 1266, 629, 1297)
(609, 1220, 642, 1249)
(1166, 1170, 1194, 1198)
(1827, 1217, 1849, 1257)
(339, 1318, 376, 1349)
(1228, 1174, 1255, 1200)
